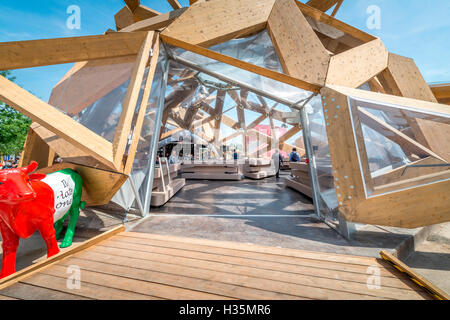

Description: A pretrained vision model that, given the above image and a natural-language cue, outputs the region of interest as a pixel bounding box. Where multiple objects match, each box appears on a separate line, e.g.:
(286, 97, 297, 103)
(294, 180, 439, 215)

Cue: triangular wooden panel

(161, 0, 276, 47)
(326, 38, 388, 88)
(267, 0, 331, 87)
(379, 53, 438, 103)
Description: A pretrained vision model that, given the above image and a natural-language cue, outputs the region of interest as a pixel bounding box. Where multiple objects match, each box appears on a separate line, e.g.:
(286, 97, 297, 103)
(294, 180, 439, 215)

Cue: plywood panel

(326, 39, 388, 88)
(19, 127, 55, 169)
(268, 0, 330, 87)
(386, 53, 437, 103)
(162, 0, 276, 47)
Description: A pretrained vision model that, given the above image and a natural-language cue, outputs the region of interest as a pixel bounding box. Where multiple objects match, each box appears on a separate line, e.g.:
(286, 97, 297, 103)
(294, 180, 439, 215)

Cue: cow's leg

(38, 221, 60, 257)
(60, 205, 80, 248)
(0, 221, 20, 279)
(54, 216, 66, 240)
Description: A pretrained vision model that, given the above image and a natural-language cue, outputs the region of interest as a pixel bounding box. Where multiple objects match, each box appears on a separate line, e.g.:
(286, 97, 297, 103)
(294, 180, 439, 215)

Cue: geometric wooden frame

(321, 85, 450, 228)
(0, 31, 157, 173)
(1, 0, 448, 223)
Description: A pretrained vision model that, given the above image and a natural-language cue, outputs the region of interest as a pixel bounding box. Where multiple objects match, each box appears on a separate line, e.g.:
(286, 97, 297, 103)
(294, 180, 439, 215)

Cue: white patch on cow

(41, 172, 75, 222)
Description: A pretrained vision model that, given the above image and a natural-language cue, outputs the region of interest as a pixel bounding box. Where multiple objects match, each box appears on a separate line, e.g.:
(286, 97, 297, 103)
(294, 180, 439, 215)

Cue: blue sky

(0, 0, 449, 102)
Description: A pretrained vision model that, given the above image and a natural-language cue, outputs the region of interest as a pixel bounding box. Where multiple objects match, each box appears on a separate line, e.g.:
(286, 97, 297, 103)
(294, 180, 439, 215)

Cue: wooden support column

(112, 31, 155, 170)
(124, 34, 161, 175)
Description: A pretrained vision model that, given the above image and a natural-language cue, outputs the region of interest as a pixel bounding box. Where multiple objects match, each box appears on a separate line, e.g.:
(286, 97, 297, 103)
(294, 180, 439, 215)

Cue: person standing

(289, 148, 300, 162)
(272, 149, 283, 179)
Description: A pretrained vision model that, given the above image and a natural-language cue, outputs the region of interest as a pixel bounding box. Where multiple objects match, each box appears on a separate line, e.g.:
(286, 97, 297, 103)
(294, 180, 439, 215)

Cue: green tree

(0, 70, 32, 157)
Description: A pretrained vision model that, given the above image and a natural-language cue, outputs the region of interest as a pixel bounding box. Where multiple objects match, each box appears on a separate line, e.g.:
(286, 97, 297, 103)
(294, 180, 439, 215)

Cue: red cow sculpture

(0, 161, 59, 278)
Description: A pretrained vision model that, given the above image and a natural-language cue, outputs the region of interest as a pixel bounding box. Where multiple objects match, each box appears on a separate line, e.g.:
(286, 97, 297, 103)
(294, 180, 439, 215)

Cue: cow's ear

(22, 161, 38, 174)
(28, 173, 46, 181)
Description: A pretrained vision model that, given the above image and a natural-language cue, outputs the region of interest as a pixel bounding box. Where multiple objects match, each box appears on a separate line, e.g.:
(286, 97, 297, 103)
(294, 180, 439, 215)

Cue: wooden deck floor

(0, 232, 432, 300)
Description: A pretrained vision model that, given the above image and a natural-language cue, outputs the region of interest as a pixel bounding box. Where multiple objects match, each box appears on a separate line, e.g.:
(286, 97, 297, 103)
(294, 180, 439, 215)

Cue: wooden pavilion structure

(0, 0, 448, 229)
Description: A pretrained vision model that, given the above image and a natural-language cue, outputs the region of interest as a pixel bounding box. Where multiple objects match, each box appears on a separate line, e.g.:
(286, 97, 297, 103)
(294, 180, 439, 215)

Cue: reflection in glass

(48, 56, 136, 142)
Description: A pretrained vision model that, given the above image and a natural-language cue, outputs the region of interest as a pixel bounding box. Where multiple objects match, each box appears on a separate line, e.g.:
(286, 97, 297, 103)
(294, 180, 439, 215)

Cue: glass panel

(48, 56, 137, 142)
(348, 97, 450, 197)
(165, 44, 312, 105)
(305, 95, 338, 219)
(129, 51, 168, 209)
(208, 30, 283, 73)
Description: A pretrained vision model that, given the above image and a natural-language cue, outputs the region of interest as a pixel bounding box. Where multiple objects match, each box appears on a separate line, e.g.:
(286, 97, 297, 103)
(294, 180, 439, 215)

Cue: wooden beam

(0, 76, 117, 169)
(368, 77, 386, 93)
(162, 0, 276, 47)
(124, 34, 160, 175)
(0, 32, 147, 70)
(161, 34, 321, 93)
(372, 157, 449, 188)
(160, 127, 183, 140)
(380, 250, 449, 300)
(295, 1, 376, 43)
(268, 0, 330, 87)
(29, 122, 111, 170)
(279, 125, 301, 144)
(167, 0, 182, 10)
(120, 8, 187, 32)
(113, 32, 154, 170)
(326, 38, 388, 88)
(330, 0, 343, 17)
(306, 0, 341, 12)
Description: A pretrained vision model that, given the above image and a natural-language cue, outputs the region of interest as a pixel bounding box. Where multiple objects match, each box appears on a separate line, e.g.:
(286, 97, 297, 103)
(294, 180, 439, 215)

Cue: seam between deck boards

(105, 236, 404, 278)
(90, 243, 421, 292)
(65, 252, 426, 300)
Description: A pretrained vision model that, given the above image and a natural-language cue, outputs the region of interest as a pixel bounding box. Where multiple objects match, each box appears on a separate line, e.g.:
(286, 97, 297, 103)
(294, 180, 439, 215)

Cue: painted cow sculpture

(0, 161, 85, 278)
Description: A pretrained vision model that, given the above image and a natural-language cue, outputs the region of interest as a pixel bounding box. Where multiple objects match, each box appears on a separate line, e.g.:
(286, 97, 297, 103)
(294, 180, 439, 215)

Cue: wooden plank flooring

(0, 232, 431, 300)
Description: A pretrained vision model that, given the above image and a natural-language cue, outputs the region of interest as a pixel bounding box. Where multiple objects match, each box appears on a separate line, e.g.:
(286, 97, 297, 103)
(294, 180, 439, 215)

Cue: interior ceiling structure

(0, 0, 448, 228)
